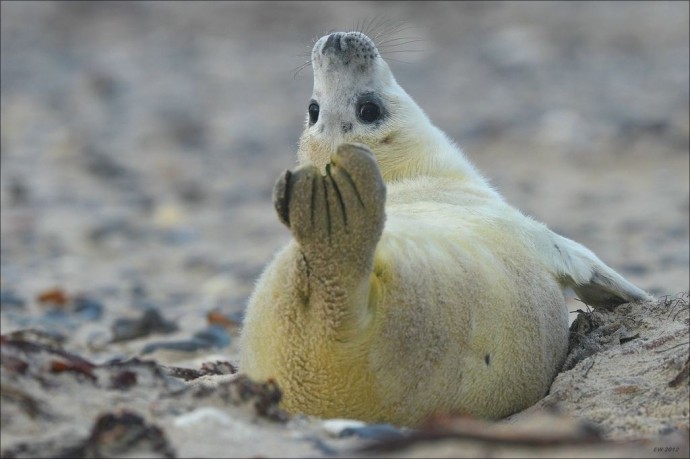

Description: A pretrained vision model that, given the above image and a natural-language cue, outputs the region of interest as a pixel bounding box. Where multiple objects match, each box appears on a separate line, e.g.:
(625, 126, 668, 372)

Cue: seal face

(239, 31, 650, 427)
(298, 32, 407, 175)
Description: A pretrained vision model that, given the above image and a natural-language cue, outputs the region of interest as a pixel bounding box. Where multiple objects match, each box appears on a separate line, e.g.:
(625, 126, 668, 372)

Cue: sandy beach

(1, 2, 688, 457)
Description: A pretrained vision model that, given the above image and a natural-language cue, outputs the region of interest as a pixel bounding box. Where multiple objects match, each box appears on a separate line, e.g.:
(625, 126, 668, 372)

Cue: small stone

(0, 290, 26, 310)
(111, 308, 178, 342)
(73, 296, 104, 321)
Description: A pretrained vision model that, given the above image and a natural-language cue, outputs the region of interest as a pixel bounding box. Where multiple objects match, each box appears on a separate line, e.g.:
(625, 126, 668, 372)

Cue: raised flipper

(546, 233, 652, 309)
(272, 142, 386, 289)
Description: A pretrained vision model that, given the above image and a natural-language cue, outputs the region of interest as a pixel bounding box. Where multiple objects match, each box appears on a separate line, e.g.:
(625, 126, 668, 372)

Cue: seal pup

(239, 31, 650, 426)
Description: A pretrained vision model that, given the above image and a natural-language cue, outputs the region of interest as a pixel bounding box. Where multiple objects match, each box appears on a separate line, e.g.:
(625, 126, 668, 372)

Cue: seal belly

(366, 205, 569, 424)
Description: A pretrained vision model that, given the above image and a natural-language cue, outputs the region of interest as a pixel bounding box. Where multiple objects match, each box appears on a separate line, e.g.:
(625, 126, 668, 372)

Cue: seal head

(299, 32, 420, 176)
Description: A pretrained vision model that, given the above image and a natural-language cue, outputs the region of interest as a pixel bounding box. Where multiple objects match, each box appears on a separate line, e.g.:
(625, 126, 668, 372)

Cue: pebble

(140, 339, 209, 355)
(139, 325, 230, 355)
(173, 407, 232, 427)
(111, 308, 179, 342)
(338, 423, 407, 440)
(321, 419, 366, 436)
(73, 296, 104, 321)
(321, 419, 406, 440)
(7, 309, 80, 332)
(193, 325, 231, 348)
(0, 290, 26, 309)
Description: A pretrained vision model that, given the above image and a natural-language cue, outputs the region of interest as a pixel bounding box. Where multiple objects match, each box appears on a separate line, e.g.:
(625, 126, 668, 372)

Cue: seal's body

(239, 32, 650, 426)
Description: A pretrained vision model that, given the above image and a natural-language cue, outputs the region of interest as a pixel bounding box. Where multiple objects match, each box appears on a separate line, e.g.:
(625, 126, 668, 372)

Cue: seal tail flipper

(547, 233, 652, 309)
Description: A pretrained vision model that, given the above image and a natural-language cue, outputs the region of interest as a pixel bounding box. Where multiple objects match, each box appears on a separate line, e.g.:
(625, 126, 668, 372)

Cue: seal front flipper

(546, 233, 652, 309)
(275, 143, 385, 261)
(270, 143, 386, 335)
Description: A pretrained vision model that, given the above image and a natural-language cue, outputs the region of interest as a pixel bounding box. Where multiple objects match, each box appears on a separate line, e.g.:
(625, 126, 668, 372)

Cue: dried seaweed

(58, 410, 176, 458)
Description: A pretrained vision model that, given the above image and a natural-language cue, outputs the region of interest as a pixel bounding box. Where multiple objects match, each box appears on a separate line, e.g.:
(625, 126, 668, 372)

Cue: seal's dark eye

(308, 102, 319, 125)
(357, 102, 381, 123)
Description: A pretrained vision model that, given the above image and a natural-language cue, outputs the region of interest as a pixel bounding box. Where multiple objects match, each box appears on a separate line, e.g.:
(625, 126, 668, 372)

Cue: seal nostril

(322, 33, 342, 54)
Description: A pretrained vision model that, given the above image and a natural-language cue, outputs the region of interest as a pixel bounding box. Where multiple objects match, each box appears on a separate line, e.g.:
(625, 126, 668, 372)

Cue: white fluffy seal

(239, 31, 650, 426)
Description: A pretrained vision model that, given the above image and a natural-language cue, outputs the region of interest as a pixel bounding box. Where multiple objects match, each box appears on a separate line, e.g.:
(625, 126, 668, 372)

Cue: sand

(1, 2, 688, 458)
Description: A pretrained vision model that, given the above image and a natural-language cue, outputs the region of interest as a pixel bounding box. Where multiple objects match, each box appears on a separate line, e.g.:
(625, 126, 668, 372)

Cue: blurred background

(1, 2, 688, 350)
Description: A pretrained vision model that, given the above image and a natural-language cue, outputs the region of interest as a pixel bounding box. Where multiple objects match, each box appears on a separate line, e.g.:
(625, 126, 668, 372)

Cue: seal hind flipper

(548, 234, 652, 309)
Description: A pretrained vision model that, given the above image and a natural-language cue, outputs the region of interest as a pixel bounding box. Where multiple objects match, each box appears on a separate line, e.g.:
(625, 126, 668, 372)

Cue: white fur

(239, 31, 651, 427)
